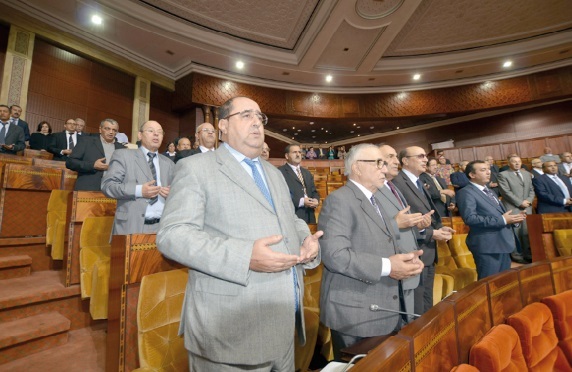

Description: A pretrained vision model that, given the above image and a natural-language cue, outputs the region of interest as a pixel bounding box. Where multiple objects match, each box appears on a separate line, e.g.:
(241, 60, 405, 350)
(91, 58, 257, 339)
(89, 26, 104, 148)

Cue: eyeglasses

(405, 153, 427, 159)
(141, 129, 165, 136)
(223, 109, 268, 126)
(200, 129, 216, 134)
(356, 159, 387, 169)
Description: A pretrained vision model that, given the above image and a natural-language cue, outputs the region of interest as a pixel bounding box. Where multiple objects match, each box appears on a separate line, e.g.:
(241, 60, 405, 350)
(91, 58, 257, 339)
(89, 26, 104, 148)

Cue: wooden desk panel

(485, 269, 523, 326)
(351, 336, 412, 371)
(517, 262, 555, 305)
(551, 256, 572, 293)
(528, 213, 572, 262)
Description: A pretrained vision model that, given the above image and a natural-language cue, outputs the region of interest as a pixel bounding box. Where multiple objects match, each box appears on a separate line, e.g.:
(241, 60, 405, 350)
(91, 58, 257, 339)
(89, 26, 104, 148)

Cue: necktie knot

(147, 152, 156, 160)
(244, 158, 274, 209)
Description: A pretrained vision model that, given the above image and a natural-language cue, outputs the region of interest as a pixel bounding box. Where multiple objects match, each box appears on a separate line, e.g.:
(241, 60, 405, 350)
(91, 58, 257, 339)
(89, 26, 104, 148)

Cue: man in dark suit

(66, 119, 125, 191)
(101, 120, 174, 234)
(319, 144, 423, 359)
(48, 118, 77, 161)
(74, 118, 89, 136)
(279, 144, 320, 223)
(531, 158, 544, 178)
(378, 144, 431, 323)
(558, 152, 572, 179)
(457, 161, 526, 279)
(421, 158, 455, 217)
(9, 104, 30, 143)
(0, 104, 25, 154)
(485, 155, 501, 196)
(175, 123, 216, 162)
(392, 146, 454, 315)
(450, 160, 470, 192)
(532, 161, 572, 213)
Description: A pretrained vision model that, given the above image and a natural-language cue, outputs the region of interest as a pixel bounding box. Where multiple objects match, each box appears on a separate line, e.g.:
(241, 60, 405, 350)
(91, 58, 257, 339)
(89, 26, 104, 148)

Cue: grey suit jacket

(497, 169, 535, 214)
(319, 181, 400, 337)
(376, 185, 421, 291)
(101, 148, 174, 234)
(156, 145, 317, 365)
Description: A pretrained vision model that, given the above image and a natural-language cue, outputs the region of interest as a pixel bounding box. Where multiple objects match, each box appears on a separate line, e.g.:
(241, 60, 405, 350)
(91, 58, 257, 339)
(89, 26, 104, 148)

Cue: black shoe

(511, 253, 527, 264)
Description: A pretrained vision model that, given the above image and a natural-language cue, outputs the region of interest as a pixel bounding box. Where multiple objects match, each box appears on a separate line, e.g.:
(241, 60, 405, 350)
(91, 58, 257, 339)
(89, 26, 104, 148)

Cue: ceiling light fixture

(413, 73, 421, 80)
(236, 61, 245, 69)
(503, 60, 512, 68)
(91, 15, 103, 25)
(325, 75, 333, 83)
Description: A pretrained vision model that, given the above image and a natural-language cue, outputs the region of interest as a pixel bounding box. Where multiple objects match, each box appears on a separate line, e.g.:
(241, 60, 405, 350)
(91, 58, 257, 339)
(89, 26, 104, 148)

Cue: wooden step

(0, 255, 32, 280)
(0, 312, 70, 364)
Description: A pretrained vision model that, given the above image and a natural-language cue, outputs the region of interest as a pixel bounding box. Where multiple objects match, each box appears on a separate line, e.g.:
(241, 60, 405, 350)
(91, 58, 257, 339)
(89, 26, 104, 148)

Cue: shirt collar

(223, 142, 261, 163)
(140, 146, 158, 157)
(349, 179, 374, 200)
(470, 182, 486, 191)
(402, 168, 419, 184)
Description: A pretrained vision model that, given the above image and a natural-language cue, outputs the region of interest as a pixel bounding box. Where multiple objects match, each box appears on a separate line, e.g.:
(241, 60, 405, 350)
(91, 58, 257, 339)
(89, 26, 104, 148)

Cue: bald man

(175, 122, 217, 162)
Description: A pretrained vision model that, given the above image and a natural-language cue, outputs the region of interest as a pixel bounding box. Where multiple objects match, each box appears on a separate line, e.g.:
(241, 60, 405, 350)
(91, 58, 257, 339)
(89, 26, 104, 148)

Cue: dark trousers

(473, 253, 511, 280)
(330, 329, 364, 362)
(414, 264, 435, 315)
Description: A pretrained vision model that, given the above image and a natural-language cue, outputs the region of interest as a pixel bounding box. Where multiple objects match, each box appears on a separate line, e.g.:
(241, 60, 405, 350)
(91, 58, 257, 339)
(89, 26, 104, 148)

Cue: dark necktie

(243, 158, 274, 209)
(416, 178, 424, 194)
(483, 186, 498, 205)
(68, 132, 75, 150)
(387, 181, 405, 208)
(370, 195, 384, 222)
(147, 152, 158, 205)
(0, 122, 7, 145)
(515, 171, 523, 183)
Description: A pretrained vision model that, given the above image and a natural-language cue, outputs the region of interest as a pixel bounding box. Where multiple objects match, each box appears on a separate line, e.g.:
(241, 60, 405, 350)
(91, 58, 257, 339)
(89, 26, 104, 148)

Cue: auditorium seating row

(451, 290, 572, 371)
(350, 256, 572, 371)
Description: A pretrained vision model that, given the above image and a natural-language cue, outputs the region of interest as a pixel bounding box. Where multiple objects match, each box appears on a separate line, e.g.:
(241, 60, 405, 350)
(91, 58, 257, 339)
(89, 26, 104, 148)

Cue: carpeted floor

(0, 323, 106, 372)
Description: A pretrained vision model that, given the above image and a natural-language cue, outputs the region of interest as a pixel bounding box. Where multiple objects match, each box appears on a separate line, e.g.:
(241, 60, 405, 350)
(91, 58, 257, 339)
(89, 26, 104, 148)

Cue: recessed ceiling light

(297, 129, 301, 132)
(350, 131, 354, 133)
(396, 127, 400, 129)
(292, 137, 295, 139)
(325, 141, 328, 144)
(311, 129, 315, 132)
(357, 126, 361, 129)
(370, 126, 374, 129)
(353, 123, 356, 126)
(91, 15, 103, 25)
(503, 61, 512, 68)
(236, 60, 245, 69)
(325, 75, 333, 83)
(283, 129, 288, 132)
(312, 136, 316, 138)
(325, 130, 328, 133)
(294, 133, 298, 135)
(357, 134, 361, 137)
(309, 122, 314, 125)
(413, 73, 421, 80)
(292, 127, 295, 129)
(321, 128, 324, 130)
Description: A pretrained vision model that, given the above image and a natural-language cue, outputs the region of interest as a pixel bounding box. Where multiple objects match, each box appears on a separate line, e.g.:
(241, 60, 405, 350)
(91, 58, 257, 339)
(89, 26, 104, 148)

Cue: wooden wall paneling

(460, 148, 475, 162)
(27, 39, 134, 136)
(474, 144, 502, 161)
(545, 135, 571, 155)
(150, 84, 180, 152)
(517, 138, 546, 158)
(501, 142, 518, 158)
(442, 148, 461, 164)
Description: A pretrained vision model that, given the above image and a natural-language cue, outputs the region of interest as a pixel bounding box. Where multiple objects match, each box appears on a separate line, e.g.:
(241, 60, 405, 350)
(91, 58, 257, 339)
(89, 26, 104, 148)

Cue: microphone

(369, 304, 421, 318)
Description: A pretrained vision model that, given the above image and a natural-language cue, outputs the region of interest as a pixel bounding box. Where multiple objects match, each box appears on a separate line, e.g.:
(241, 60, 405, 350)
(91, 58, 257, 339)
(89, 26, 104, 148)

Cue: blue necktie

(416, 179, 424, 194)
(243, 158, 274, 209)
(243, 158, 299, 311)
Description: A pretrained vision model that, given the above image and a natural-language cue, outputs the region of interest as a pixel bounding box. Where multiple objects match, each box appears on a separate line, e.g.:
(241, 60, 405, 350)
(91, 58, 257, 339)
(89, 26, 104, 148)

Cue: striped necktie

(296, 167, 307, 195)
(147, 153, 158, 205)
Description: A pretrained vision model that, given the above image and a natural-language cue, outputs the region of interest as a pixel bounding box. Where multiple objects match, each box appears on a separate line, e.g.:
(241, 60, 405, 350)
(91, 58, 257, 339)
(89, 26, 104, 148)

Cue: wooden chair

(448, 234, 477, 270)
(46, 190, 72, 260)
(434, 273, 455, 305)
(553, 229, 572, 257)
(436, 240, 477, 290)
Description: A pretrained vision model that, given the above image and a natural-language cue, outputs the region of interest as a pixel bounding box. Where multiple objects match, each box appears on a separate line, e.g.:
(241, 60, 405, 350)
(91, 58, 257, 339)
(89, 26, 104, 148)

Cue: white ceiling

(2, 0, 572, 93)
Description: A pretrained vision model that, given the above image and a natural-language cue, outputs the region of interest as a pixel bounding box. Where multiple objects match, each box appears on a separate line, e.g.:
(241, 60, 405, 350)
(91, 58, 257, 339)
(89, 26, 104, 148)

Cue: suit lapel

(134, 150, 154, 181)
(470, 183, 505, 213)
(94, 137, 105, 158)
(217, 147, 275, 213)
(286, 165, 303, 187)
(379, 185, 403, 211)
(347, 182, 390, 238)
(400, 172, 431, 211)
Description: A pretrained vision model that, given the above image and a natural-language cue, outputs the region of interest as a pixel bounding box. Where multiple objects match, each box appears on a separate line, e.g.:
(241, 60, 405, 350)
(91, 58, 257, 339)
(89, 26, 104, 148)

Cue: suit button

(393, 295, 398, 300)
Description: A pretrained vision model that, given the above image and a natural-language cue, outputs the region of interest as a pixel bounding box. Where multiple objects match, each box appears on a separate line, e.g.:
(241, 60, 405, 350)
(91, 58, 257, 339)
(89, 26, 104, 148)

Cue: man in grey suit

(101, 120, 174, 234)
(392, 146, 454, 315)
(319, 144, 423, 360)
(497, 154, 534, 263)
(0, 104, 25, 154)
(378, 144, 432, 322)
(457, 161, 526, 279)
(558, 152, 572, 179)
(157, 96, 322, 371)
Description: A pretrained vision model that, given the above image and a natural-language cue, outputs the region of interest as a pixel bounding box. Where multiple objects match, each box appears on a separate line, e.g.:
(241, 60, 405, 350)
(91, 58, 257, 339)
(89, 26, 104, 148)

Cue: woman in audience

(328, 145, 336, 159)
(163, 141, 176, 162)
(436, 155, 454, 185)
(29, 121, 52, 150)
(337, 146, 347, 159)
